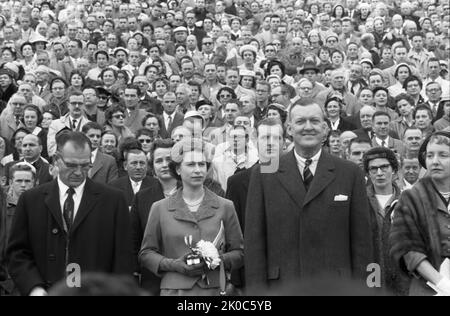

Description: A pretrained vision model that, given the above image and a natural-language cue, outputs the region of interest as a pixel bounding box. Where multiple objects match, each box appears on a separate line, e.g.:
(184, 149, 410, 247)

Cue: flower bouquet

(184, 221, 225, 285)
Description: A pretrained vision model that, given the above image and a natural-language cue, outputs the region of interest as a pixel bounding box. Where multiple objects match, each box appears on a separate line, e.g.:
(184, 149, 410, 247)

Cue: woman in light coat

(139, 138, 243, 296)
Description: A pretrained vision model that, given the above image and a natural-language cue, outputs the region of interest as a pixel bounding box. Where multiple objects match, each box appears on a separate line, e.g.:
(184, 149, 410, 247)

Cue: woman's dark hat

(299, 62, 319, 74)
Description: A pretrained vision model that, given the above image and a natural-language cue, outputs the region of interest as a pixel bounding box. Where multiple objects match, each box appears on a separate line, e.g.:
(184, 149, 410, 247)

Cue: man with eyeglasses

(363, 146, 404, 295)
(7, 131, 134, 296)
(47, 91, 91, 157)
(186, 10, 206, 50)
(81, 87, 106, 126)
(0, 94, 26, 141)
(254, 81, 270, 122)
(110, 148, 157, 207)
(201, 37, 215, 63)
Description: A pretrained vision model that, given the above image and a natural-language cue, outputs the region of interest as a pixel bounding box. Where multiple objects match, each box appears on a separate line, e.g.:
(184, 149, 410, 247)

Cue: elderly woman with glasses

(104, 105, 135, 144)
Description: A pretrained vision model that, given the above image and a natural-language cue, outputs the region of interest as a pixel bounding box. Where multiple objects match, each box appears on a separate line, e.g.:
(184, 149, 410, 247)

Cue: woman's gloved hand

(160, 255, 206, 277)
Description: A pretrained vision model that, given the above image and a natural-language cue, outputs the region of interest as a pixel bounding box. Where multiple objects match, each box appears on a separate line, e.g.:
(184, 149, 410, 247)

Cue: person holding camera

(139, 138, 243, 296)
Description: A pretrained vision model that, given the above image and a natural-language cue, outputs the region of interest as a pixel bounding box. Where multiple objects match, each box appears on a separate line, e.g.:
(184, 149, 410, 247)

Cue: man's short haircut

(413, 105, 433, 119)
(119, 137, 142, 162)
(10, 162, 36, 180)
(349, 137, 372, 152)
(82, 122, 103, 134)
(372, 111, 391, 122)
(56, 131, 91, 153)
(402, 75, 423, 90)
(125, 84, 140, 94)
(256, 117, 283, 136)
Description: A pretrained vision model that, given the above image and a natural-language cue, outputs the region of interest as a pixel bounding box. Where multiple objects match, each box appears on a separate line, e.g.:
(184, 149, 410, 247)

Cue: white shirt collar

(294, 148, 322, 177)
(58, 176, 86, 197)
(330, 118, 340, 130)
(375, 136, 390, 146)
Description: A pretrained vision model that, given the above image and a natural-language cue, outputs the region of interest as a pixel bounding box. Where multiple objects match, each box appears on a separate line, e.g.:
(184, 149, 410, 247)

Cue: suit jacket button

(52, 228, 59, 235)
(48, 254, 56, 261)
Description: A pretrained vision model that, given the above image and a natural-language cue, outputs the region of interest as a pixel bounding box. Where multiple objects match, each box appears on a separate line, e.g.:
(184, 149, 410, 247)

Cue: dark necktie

(72, 119, 78, 131)
(303, 159, 313, 191)
(63, 187, 75, 231)
(381, 140, 386, 148)
(15, 116, 21, 127)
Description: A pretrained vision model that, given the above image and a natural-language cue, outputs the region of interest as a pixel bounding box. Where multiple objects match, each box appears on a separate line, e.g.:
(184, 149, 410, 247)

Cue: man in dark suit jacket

(7, 132, 133, 296)
(82, 122, 118, 184)
(109, 148, 158, 207)
(186, 10, 207, 50)
(245, 103, 374, 295)
(130, 181, 165, 295)
(159, 92, 184, 139)
(226, 118, 285, 289)
(5, 134, 53, 186)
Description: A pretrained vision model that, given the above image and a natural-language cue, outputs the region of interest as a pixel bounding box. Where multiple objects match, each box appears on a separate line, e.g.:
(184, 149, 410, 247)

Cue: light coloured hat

(239, 69, 256, 77)
(35, 65, 50, 74)
(184, 110, 206, 126)
(173, 26, 188, 33)
(240, 44, 258, 56)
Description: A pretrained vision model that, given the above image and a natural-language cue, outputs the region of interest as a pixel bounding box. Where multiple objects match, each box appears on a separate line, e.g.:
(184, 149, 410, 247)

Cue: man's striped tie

(303, 159, 313, 191)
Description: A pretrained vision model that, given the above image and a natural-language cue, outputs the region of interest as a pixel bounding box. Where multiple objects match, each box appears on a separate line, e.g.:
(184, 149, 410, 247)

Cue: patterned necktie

(63, 188, 75, 231)
(381, 140, 386, 148)
(15, 116, 20, 127)
(303, 159, 313, 191)
(72, 119, 78, 131)
(167, 115, 173, 131)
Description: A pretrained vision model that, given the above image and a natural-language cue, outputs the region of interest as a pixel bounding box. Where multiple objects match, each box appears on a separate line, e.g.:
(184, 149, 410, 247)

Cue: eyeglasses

(368, 164, 391, 174)
(99, 95, 109, 100)
(12, 102, 25, 106)
(203, 42, 213, 45)
(58, 156, 92, 170)
(112, 114, 125, 119)
(139, 138, 152, 144)
(70, 102, 84, 106)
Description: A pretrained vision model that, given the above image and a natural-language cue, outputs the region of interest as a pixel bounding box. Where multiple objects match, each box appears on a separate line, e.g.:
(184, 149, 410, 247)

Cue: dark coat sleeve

(130, 194, 143, 273)
(112, 192, 134, 275)
(0, 189, 6, 281)
(244, 166, 268, 293)
(349, 166, 375, 279)
(7, 191, 46, 295)
(225, 176, 245, 233)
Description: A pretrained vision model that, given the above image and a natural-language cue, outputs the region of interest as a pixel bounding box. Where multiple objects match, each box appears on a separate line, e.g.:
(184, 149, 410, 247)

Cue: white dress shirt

(58, 177, 85, 219)
(130, 179, 142, 194)
(329, 118, 341, 131)
(91, 148, 98, 164)
(375, 136, 390, 147)
(294, 149, 322, 179)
